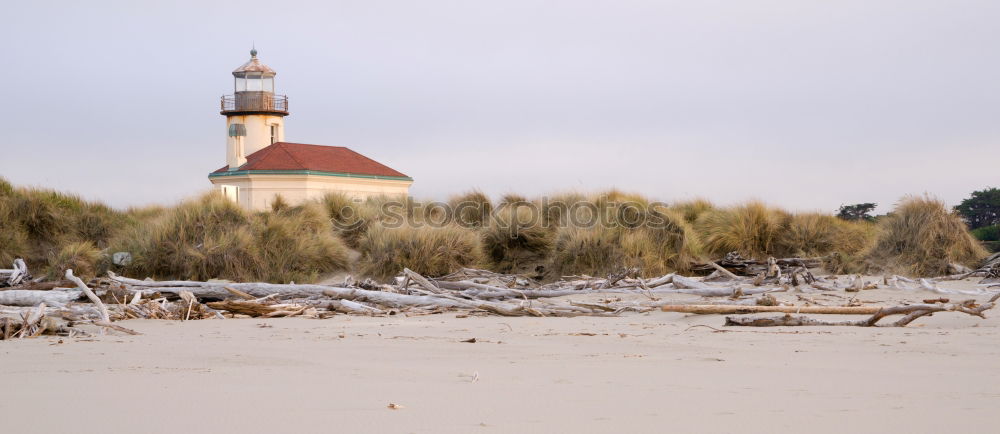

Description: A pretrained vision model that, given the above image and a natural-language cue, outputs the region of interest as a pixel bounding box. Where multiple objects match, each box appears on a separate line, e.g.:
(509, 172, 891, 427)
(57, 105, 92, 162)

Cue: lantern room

(221, 49, 288, 115)
(234, 49, 275, 92)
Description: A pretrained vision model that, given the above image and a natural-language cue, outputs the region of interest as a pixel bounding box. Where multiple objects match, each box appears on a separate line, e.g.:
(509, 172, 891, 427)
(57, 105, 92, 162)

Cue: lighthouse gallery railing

(220, 92, 288, 114)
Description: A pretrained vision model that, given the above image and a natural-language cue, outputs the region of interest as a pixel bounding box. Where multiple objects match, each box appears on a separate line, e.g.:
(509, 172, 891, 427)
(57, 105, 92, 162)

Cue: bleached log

(92, 321, 141, 335)
(6, 258, 30, 286)
(670, 275, 714, 290)
(17, 303, 47, 338)
(206, 300, 283, 317)
(66, 269, 110, 323)
(108, 272, 335, 299)
(726, 293, 1000, 327)
(662, 304, 882, 315)
(106, 272, 215, 288)
(402, 268, 444, 293)
(708, 262, 741, 280)
(0, 290, 82, 307)
(661, 276, 781, 297)
(644, 274, 675, 287)
(0, 304, 101, 318)
(328, 299, 385, 315)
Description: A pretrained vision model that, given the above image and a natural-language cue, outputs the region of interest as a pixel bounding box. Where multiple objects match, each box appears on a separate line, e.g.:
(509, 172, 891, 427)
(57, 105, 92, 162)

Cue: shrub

(253, 203, 350, 283)
(7, 188, 76, 244)
(481, 205, 554, 273)
(0, 199, 29, 266)
(695, 202, 787, 259)
(0, 177, 14, 197)
(126, 205, 168, 222)
(538, 192, 587, 228)
(865, 196, 989, 276)
(620, 206, 703, 275)
(319, 192, 377, 248)
(545, 195, 704, 278)
(954, 187, 1000, 229)
(0, 186, 127, 271)
(112, 192, 348, 282)
(358, 224, 483, 280)
(269, 194, 291, 212)
(672, 199, 715, 224)
(449, 190, 493, 228)
(47, 241, 102, 280)
(499, 193, 529, 206)
(75, 202, 128, 247)
(775, 213, 875, 258)
(550, 226, 624, 277)
(836, 203, 877, 222)
(971, 225, 1000, 242)
(111, 192, 256, 281)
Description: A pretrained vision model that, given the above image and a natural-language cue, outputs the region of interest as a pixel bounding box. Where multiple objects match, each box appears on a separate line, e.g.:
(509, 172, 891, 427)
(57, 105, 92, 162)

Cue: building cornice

(208, 169, 414, 182)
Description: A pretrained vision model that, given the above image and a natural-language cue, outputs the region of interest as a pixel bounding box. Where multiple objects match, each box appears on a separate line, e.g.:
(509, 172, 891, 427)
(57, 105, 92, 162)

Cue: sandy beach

(2, 280, 998, 434)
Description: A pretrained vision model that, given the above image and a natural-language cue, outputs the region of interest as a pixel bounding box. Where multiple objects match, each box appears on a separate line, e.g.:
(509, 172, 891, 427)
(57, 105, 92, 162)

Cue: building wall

(210, 173, 412, 211)
(225, 114, 285, 165)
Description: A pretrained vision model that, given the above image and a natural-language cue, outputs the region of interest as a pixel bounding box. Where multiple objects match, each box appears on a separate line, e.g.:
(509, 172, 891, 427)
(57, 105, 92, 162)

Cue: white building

(209, 49, 412, 211)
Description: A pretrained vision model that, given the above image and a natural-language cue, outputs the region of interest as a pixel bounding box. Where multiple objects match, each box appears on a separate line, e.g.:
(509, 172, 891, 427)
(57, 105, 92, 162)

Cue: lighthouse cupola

(220, 49, 288, 169)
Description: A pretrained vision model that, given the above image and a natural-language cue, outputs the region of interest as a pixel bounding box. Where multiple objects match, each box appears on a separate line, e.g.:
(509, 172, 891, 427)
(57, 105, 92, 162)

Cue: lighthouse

(210, 49, 412, 211)
(221, 48, 287, 169)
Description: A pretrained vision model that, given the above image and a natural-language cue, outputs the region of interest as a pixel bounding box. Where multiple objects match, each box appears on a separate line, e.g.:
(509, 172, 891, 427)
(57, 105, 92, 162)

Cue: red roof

(212, 142, 410, 179)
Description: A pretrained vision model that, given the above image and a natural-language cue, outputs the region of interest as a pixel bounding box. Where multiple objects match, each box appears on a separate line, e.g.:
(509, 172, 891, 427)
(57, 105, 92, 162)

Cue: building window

(270, 125, 279, 144)
(220, 185, 239, 202)
(229, 123, 246, 137)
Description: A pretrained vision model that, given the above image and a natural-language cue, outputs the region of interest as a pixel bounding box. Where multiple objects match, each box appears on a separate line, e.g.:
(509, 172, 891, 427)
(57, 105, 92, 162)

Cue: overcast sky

(2, 0, 998, 213)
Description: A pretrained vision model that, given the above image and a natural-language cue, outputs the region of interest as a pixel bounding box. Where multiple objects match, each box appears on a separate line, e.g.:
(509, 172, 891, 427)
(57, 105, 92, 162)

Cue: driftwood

(66, 269, 109, 323)
(1, 280, 73, 291)
(0, 304, 71, 340)
(103, 270, 663, 318)
(692, 253, 821, 276)
(107, 272, 334, 299)
(662, 304, 883, 315)
(13, 259, 994, 326)
(0, 290, 82, 307)
(708, 261, 740, 280)
(726, 293, 1000, 327)
(207, 300, 290, 317)
(1, 258, 31, 287)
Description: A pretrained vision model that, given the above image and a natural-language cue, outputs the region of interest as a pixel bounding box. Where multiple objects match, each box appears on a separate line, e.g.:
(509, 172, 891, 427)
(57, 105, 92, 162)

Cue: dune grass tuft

(620, 206, 703, 275)
(0, 185, 127, 272)
(695, 201, 787, 259)
(481, 205, 554, 273)
(253, 203, 350, 283)
(550, 226, 624, 277)
(358, 224, 483, 279)
(672, 199, 715, 224)
(111, 192, 349, 282)
(449, 190, 493, 227)
(775, 213, 876, 258)
(47, 241, 103, 280)
(319, 192, 377, 248)
(865, 196, 989, 276)
(0, 199, 29, 266)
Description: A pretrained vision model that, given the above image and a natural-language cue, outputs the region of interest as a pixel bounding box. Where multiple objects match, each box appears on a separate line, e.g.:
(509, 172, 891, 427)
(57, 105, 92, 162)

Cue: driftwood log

(1, 258, 31, 287)
(662, 304, 883, 315)
(725, 293, 1000, 327)
(691, 253, 821, 276)
(0, 290, 82, 307)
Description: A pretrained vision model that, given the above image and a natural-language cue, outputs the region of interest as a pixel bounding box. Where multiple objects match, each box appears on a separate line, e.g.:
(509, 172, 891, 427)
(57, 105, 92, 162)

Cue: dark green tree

(836, 203, 877, 222)
(954, 187, 1000, 229)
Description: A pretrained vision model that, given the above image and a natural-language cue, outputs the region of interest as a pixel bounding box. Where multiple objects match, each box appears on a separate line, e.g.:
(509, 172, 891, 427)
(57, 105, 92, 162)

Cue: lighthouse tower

(210, 49, 412, 211)
(220, 48, 288, 169)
